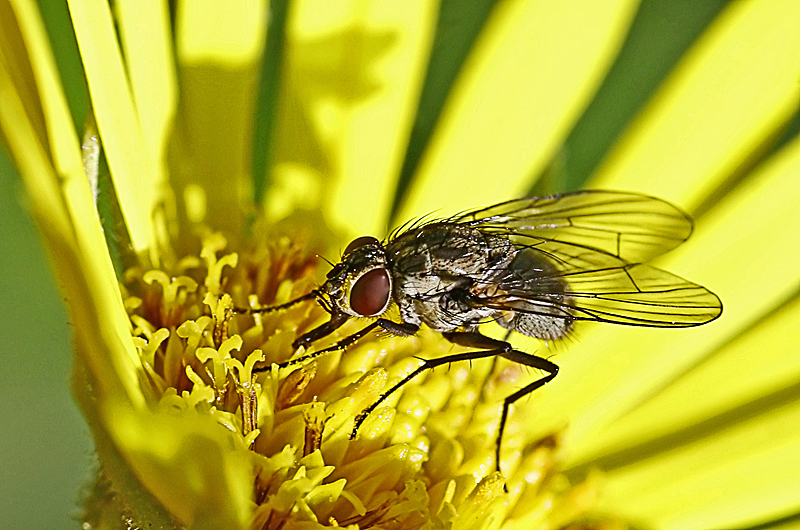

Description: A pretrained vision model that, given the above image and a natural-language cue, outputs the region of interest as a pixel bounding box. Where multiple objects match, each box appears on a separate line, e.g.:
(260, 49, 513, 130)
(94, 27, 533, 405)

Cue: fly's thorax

(387, 224, 515, 289)
(323, 236, 393, 318)
(385, 224, 516, 332)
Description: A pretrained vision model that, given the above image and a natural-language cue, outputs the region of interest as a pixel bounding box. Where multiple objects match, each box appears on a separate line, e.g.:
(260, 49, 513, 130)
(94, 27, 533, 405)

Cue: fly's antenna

(317, 254, 336, 267)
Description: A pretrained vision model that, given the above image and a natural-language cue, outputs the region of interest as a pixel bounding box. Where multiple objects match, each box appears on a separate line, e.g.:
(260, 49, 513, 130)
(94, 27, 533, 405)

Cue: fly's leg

(479, 330, 513, 389)
(292, 312, 350, 349)
(493, 349, 558, 472)
(234, 290, 346, 353)
(375, 320, 420, 337)
(292, 313, 418, 351)
(446, 331, 559, 473)
(253, 319, 419, 372)
(291, 311, 350, 350)
(254, 319, 377, 373)
(420, 331, 559, 476)
(350, 333, 508, 439)
(234, 290, 320, 315)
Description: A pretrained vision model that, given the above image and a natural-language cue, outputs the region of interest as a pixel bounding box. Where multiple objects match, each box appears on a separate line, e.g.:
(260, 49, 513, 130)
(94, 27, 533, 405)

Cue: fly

(237, 190, 722, 471)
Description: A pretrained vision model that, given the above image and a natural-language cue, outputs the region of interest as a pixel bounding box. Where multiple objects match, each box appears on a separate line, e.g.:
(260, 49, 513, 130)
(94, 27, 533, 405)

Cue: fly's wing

(472, 241, 722, 328)
(449, 191, 722, 328)
(452, 190, 693, 263)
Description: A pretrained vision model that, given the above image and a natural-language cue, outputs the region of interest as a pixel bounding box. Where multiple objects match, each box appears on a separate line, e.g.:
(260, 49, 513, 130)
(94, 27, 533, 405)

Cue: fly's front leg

(376, 319, 419, 337)
(441, 331, 559, 478)
(291, 310, 350, 350)
(235, 290, 320, 314)
(283, 318, 417, 368)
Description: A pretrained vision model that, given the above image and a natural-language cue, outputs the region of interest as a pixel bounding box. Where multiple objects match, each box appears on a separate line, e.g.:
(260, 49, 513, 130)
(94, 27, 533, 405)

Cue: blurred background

(4, 0, 798, 527)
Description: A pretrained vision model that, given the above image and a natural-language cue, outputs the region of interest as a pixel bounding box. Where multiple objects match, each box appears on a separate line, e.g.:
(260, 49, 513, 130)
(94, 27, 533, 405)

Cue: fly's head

(319, 236, 393, 318)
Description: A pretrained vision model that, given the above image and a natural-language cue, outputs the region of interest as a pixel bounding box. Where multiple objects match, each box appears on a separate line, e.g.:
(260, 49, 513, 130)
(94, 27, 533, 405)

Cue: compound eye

(344, 236, 379, 255)
(349, 268, 390, 316)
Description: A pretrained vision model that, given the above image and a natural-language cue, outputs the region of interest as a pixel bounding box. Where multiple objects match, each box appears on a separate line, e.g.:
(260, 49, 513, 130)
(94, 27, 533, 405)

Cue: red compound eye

(344, 236, 379, 255)
(349, 268, 390, 316)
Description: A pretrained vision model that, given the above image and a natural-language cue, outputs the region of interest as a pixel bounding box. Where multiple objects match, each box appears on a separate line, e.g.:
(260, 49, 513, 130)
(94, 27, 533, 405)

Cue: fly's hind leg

(350, 330, 558, 479)
(440, 331, 559, 476)
(349, 332, 503, 438)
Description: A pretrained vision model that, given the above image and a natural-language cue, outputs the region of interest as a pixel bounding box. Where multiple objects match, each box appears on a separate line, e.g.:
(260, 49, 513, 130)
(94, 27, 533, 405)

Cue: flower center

(122, 231, 607, 529)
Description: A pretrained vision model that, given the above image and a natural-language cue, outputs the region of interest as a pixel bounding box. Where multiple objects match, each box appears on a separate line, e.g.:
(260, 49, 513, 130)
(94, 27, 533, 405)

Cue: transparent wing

(471, 242, 722, 327)
(481, 267, 722, 328)
(451, 190, 693, 263)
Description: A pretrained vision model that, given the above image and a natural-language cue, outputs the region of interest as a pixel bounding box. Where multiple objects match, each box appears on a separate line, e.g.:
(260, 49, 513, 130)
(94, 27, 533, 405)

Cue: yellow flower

(2, 1, 800, 529)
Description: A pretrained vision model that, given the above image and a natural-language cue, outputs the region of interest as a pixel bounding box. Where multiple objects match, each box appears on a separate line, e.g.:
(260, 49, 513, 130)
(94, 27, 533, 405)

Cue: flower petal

(116, 0, 178, 175)
(567, 288, 800, 474)
(536, 132, 800, 459)
(317, 1, 438, 236)
(4, 4, 255, 525)
(171, 0, 267, 239)
(597, 397, 800, 530)
(1, 0, 143, 407)
(591, 0, 800, 208)
(398, 0, 640, 221)
(568, 137, 800, 468)
(67, 0, 160, 252)
(265, 1, 438, 237)
(73, 362, 252, 530)
(106, 406, 253, 529)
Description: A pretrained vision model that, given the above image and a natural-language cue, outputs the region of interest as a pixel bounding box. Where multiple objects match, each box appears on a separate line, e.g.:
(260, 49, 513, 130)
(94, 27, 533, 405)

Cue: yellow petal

(3, 4, 255, 524)
(107, 406, 252, 529)
(115, 0, 178, 173)
(597, 397, 800, 530)
(265, 1, 438, 237)
(1, 0, 143, 407)
(569, 289, 800, 471)
(399, 0, 640, 221)
(591, 0, 800, 208)
(176, 0, 267, 64)
(67, 0, 160, 253)
(304, 1, 439, 236)
(170, 0, 267, 239)
(538, 132, 800, 459)
(72, 360, 251, 530)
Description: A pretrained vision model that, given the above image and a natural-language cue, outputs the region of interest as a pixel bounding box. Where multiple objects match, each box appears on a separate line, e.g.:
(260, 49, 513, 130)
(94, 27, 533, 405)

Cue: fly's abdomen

(495, 248, 574, 341)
